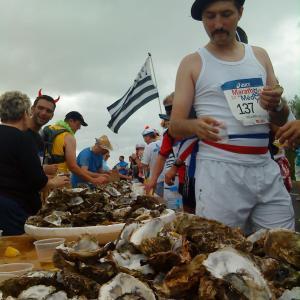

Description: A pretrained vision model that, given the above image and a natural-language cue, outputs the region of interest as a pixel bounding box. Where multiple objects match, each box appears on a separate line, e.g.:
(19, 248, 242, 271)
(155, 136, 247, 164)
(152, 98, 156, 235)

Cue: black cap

(65, 111, 88, 126)
(191, 0, 245, 21)
(236, 26, 248, 43)
(159, 114, 170, 121)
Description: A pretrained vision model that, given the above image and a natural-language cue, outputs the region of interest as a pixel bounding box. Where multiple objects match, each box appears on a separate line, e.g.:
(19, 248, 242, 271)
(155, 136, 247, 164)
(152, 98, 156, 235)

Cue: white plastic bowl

(0, 263, 34, 282)
(24, 209, 175, 243)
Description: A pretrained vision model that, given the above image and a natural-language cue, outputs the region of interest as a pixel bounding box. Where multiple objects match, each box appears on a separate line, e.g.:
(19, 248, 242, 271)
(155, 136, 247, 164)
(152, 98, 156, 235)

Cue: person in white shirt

(169, 0, 294, 233)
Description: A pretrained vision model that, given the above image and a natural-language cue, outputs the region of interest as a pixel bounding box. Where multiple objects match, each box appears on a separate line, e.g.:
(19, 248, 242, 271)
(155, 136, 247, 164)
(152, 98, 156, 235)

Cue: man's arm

(276, 120, 300, 148)
(144, 154, 167, 193)
(253, 46, 289, 126)
(169, 53, 221, 140)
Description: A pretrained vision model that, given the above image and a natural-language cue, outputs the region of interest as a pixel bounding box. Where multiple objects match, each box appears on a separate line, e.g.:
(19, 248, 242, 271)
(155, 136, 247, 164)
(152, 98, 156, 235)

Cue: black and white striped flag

(107, 56, 159, 133)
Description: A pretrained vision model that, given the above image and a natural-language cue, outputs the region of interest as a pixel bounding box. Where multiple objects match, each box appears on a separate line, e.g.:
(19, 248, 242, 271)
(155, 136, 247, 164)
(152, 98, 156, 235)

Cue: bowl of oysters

(25, 182, 175, 243)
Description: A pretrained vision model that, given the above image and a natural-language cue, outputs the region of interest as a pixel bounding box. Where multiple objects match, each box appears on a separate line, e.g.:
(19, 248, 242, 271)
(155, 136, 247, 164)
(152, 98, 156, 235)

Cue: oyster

(98, 273, 156, 300)
(111, 250, 154, 276)
(68, 196, 84, 206)
(18, 285, 56, 300)
(278, 287, 300, 300)
(0, 271, 57, 298)
(247, 229, 268, 257)
(203, 247, 272, 300)
(264, 229, 300, 269)
(165, 213, 252, 254)
(43, 211, 71, 227)
(77, 261, 117, 284)
(59, 271, 101, 299)
(56, 235, 103, 262)
(154, 254, 206, 298)
(130, 218, 165, 249)
(26, 182, 168, 228)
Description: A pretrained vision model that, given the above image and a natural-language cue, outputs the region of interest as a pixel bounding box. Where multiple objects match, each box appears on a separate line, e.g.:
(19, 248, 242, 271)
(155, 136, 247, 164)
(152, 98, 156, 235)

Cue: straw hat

(95, 135, 113, 151)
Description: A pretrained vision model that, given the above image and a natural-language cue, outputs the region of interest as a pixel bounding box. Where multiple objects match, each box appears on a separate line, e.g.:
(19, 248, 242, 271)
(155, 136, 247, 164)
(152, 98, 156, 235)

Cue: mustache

(212, 29, 229, 37)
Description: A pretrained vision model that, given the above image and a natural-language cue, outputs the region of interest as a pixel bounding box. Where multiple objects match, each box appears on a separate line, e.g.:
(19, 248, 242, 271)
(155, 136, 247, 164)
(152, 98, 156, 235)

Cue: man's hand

(260, 85, 283, 111)
(91, 174, 110, 185)
(144, 177, 156, 194)
(165, 165, 178, 186)
(43, 164, 58, 175)
(48, 175, 70, 189)
(193, 116, 222, 141)
(276, 120, 300, 148)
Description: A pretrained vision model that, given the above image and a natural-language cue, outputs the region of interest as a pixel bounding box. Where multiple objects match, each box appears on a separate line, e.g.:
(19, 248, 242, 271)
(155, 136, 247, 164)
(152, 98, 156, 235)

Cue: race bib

(221, 78, 269, 126)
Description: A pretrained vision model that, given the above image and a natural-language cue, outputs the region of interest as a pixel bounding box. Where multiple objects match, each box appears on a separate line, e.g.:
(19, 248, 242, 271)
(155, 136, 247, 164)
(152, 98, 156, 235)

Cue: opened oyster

(56, 235, 104, 262)
(98, 273, 156, 300)
(203, 247, 272, 300)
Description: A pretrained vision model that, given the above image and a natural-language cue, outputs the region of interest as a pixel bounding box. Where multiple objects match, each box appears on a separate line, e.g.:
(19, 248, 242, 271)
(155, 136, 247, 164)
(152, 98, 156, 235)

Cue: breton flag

(107, 55, 159, 133)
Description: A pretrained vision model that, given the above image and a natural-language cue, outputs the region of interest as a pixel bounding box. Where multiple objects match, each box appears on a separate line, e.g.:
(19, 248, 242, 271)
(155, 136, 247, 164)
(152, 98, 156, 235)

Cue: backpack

(41, 125, 68, 164)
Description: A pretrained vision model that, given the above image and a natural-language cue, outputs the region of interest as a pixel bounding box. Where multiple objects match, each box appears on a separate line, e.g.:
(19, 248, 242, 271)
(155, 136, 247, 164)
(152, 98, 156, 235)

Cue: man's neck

(28, 118, 41, 133)
(206, 40, 244, 61)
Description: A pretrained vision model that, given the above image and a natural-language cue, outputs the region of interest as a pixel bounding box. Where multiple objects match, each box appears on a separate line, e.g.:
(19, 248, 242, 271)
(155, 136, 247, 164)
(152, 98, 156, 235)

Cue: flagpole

(148, 52, 162, 114)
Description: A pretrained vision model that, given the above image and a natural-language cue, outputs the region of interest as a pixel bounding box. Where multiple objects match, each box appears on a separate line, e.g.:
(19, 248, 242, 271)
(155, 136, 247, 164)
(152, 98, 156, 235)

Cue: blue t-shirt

(114, 161, 129, 175)
(71, 147, 103, 187)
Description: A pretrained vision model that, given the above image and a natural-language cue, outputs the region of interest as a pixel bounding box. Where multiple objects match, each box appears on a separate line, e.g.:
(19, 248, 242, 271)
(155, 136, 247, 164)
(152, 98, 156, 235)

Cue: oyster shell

(130, 218, 165, 248)
(0, 271, 57, 298)
(203, 247, 272, 300)
(165, 213, 252, 254)
(154, 254, 206, 298)
(98, 272, 156, 300)
(111, 250, 154, 276)
(43, 211, 71, 227)
(278, 287, 300, 300)
(77, 261, 117, 284)
(18, 285, 56, 300)
(264, 229, 300, 269)
(26, 182, 168, 228)
(56, 235, 103, 262)
(59, 270, 101, 299)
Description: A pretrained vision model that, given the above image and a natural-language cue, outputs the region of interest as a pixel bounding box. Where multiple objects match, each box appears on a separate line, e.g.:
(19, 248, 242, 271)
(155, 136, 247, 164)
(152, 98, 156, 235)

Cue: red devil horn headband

(38, 88, 60, 103)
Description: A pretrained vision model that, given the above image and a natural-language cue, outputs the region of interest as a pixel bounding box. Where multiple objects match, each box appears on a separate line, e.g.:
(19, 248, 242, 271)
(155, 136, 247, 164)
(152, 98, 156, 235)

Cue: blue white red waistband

(203, 140, 268, 154)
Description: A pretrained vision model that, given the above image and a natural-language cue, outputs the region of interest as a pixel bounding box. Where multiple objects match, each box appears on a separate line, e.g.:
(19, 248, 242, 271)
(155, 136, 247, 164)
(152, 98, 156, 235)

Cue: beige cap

(95, 135, 113, 151)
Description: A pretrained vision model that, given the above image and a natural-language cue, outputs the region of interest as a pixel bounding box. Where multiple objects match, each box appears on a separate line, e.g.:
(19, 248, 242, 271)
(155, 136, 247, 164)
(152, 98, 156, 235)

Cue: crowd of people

(1, 0, 300, 236)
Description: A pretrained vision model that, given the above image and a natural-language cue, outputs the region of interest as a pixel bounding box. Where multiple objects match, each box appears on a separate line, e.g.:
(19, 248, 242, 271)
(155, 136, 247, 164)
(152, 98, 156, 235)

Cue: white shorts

(195, 159, 295, 234)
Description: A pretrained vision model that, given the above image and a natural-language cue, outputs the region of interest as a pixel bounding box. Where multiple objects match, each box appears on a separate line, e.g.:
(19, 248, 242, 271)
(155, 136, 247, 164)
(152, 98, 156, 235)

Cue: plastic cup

(33, 238, 65, 264)
(0, 263, 34, 282)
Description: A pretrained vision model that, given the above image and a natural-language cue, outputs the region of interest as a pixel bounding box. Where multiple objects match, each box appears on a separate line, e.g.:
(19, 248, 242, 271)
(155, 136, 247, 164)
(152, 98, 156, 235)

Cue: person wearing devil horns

(169, 0, 294, 233)
(25, 89, 59, 175)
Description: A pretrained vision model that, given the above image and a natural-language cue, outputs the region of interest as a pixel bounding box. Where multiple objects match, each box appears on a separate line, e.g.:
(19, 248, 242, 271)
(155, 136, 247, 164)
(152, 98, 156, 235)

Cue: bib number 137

(237, 102, 254, 115)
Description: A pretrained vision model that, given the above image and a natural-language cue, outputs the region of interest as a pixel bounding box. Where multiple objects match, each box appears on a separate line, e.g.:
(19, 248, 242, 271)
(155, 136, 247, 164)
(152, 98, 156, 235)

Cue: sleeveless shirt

(194, 44, 271, 165)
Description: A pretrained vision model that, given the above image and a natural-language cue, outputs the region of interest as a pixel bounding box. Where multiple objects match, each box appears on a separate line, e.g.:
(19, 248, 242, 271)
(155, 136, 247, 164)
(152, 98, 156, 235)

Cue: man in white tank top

(169, 0, 295, 233)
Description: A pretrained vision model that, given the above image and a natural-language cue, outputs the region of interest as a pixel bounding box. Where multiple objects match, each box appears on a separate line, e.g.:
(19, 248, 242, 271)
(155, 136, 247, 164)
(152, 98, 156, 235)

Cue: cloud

(0, 0, 299, 165)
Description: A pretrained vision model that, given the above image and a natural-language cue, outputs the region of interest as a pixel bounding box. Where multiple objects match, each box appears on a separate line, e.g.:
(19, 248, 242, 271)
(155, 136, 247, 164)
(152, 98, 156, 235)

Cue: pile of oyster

(2, 213, 300, 299)
(26, 182, 167, 227)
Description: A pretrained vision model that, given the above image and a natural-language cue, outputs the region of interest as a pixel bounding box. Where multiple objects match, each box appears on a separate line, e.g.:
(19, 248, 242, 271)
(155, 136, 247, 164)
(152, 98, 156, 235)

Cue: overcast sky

(0, 0, 299, 166)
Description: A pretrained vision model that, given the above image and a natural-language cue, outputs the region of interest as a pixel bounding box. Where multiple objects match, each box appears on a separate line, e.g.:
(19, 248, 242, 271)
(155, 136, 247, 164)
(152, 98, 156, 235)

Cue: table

(0, 235, 40, 269)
